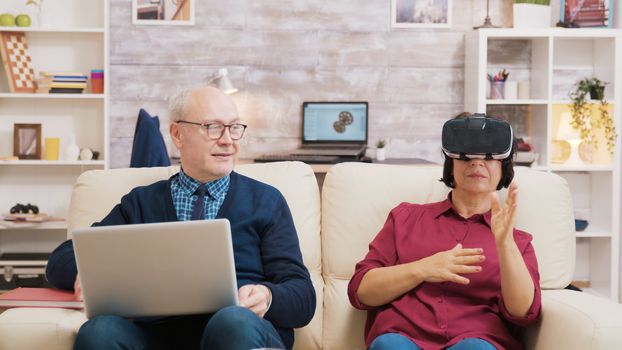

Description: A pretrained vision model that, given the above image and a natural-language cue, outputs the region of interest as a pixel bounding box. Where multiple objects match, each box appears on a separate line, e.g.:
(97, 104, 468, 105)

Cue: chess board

(0, 32, 37, 93)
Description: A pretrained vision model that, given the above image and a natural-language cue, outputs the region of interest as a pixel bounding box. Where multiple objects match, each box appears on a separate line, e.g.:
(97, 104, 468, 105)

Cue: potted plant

(569, 77, 617, 155)
(513, 0, 551, 28)
(375, 139, 386, 161)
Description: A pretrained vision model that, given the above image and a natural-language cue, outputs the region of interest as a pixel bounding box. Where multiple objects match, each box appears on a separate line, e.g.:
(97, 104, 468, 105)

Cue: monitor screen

(302, 102, 368, 144)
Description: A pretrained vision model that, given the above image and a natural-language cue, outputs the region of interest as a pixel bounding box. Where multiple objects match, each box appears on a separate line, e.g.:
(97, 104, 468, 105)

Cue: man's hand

(418, 243, 485, 285)
(74, 275, 83, 300)
(238, 284, 272, 318)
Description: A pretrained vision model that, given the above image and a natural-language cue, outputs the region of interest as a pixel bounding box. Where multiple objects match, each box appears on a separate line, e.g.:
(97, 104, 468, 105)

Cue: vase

(36, 1, 51, 27)
(64, 135, 80, 161)
(513, 4, 551, 28)
(376, 148, 386, 161)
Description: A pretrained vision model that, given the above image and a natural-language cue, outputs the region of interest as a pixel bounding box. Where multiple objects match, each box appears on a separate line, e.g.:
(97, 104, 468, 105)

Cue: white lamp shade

(216, 68, 238, 95)
(557, 112, 580, 140)
(556, 112, 585, 166)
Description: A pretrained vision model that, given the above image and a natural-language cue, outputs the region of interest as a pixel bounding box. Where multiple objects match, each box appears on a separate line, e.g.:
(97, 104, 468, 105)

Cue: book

(39, 71, 85, 77)
(50, 82, 87, 89)
(49, 88, 84, 93)
(0, 287, 84, 309)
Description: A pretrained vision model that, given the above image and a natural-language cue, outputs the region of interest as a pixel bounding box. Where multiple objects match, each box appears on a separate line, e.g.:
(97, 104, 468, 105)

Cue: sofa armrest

(525, 289, 622, 350)
(0, 308, 86, 350)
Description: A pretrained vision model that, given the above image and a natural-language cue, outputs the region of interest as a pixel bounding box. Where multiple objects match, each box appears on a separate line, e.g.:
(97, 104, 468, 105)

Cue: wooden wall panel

(109, 0, 514, 168)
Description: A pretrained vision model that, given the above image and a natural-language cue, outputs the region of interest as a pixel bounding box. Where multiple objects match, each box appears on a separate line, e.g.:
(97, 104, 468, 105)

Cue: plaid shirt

(170, 169, 230, 221)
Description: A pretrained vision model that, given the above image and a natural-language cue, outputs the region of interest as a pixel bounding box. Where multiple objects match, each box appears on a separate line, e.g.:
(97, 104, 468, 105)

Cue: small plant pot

(589, 86, 604, 100)
(376, 148, 386, 161)
(513, 4, 551, 28)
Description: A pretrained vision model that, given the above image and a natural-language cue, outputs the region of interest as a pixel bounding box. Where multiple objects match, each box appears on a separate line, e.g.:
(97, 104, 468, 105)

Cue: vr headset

(442, 114, 514, 160)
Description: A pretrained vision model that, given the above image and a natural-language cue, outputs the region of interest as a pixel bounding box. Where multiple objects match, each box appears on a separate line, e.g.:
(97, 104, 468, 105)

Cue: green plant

(376, 139, 386, 149)
(569, 77, 617, 154)
(514, 0, 551, 4)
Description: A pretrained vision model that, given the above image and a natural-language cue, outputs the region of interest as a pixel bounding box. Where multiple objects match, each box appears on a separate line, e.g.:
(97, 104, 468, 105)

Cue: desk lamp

(210, 68, 238, 95)
(474, 0, 500, 29)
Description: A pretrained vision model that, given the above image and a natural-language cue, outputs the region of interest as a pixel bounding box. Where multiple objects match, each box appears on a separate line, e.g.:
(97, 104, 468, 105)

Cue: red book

(0, 287, 84, 309)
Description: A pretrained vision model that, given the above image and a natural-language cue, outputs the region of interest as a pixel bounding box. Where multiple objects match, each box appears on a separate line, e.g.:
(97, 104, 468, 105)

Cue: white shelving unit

(465, 28, 621, 300)
(0, 0, 108, 271)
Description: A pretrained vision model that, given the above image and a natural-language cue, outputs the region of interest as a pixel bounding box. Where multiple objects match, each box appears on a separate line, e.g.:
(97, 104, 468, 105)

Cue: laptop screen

(302, 102, 368, 145)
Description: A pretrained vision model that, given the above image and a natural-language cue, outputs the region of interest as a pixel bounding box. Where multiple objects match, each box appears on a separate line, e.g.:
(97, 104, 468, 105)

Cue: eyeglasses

(176, 120, 247, 140)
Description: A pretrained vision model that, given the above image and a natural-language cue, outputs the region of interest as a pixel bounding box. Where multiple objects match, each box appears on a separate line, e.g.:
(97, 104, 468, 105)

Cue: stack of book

(37, 72, 88, 94)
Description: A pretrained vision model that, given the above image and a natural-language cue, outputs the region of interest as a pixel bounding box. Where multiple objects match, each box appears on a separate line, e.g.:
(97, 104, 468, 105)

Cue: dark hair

(439, 112, 515, 190)
(440, 153, 515, 190)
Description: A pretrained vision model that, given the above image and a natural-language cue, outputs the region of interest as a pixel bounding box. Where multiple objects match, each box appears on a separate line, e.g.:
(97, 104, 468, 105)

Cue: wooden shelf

(0, 160, 104, 166)
(548, 165, 613, 172)
(553, 100, 615, 105)
(0, 26, 104, 33)
(0, 221, 66, 230)
(576, 229, 612, 238)
(477, 27, 619, 39)
(0, 93, 104, 99)
(486, 99, 548, 105)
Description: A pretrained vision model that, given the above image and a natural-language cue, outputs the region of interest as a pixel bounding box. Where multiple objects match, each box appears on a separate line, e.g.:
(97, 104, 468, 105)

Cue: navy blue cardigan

(46, 171, 316, 349)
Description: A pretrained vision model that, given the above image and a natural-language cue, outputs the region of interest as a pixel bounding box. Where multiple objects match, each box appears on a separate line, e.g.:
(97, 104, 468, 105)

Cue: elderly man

(46, 86, 316, 350)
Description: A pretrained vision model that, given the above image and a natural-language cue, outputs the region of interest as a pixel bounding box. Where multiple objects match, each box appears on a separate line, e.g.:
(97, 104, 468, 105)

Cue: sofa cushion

(67, 166, 177, 235)
(235, 162, 322, 349)
(320, 163, 575, 350)
(66, 161, 322, 349)
(0, 308, 87, 350)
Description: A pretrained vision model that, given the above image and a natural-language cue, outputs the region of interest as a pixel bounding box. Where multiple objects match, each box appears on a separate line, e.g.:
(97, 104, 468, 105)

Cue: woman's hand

(357, 243, 484, 306)
(418, 243, 485, 285)
(490, 182, 518, 246)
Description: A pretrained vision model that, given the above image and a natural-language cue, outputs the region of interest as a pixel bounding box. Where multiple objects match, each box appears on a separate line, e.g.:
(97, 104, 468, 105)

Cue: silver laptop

(290, 102, 368, 157)
(72, 219, 239, 319)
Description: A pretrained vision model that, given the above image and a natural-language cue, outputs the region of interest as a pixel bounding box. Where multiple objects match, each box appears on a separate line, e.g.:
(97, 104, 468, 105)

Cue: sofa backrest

(67, 162, 322, 350)
(320, 163, 575, 350)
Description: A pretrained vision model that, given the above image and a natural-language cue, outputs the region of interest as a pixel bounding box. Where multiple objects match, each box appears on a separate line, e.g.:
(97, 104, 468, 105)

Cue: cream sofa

(1, 161, 622, 350)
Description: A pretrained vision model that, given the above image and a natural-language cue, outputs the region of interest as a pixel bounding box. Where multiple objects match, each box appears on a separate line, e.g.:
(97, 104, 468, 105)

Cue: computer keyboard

(254, 154, 344, 164)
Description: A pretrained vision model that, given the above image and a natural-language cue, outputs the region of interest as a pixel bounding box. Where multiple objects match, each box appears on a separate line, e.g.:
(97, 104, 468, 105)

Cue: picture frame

(13, 123, 42, 160)
(560, 0, 613, 28)
(391, 0, 452, 28)
(132, 0, 195, 26)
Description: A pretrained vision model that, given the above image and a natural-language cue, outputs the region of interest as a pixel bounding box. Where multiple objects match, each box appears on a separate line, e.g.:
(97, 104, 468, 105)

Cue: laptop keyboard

(254, 154, 343, 164)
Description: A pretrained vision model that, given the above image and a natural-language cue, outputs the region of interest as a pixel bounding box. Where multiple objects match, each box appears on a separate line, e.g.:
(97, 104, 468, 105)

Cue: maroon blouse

(348, 196, 541, 350)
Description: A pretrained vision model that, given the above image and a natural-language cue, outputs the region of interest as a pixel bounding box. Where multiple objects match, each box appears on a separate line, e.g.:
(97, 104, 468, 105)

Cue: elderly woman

(348, 115, 541, 350)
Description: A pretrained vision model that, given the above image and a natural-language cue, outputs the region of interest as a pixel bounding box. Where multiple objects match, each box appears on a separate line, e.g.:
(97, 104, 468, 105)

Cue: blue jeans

(369, 333, 497, 350)
(73, 306, 285, 350)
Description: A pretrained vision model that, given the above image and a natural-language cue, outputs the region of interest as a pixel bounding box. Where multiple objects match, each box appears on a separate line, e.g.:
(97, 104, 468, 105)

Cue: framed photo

(392, 0, 452, 28)
(13, 124, 42, 160)
(560, 0, 613, 28)
(132, 0, 195, 26)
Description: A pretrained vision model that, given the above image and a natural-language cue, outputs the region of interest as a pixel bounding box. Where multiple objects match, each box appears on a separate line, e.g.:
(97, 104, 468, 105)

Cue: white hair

(168, 88, 192, 122)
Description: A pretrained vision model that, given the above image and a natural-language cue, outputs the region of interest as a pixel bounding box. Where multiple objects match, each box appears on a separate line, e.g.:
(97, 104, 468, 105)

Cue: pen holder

(490, 81, 505, 99)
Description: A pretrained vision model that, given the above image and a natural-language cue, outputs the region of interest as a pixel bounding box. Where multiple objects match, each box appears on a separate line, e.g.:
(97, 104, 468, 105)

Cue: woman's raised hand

(490, 182, 518, 246)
